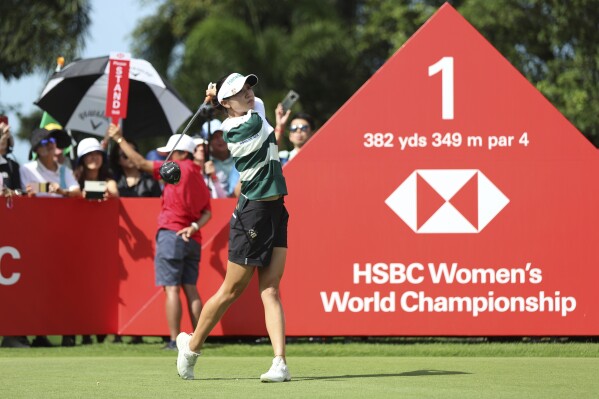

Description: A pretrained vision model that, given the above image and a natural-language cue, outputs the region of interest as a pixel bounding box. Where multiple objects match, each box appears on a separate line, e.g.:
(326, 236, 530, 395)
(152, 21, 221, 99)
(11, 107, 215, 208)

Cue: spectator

(192, 136, 227, 198)
(74, 137, 119, 199)
(107, 124, 212, 350)
(109, 139, 162, 198)
(44, 122, 75, 170)
(0, 120, 21, 194)
(20, 127, 82, 198)
(202, 119, 240, 197)
(274, 110, 316, 166)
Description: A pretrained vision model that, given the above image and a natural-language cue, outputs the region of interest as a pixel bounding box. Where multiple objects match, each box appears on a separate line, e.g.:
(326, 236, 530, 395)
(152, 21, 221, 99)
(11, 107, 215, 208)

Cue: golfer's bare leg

(188, 261, 255, 352)
(164, 285, 182, 341)
(258, 247, 287, 362)
(182, 284, 202, 328)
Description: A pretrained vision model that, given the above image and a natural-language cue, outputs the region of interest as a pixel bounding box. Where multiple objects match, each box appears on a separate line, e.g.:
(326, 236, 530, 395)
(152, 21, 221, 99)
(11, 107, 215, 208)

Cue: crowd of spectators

(0, 98, 316, 348)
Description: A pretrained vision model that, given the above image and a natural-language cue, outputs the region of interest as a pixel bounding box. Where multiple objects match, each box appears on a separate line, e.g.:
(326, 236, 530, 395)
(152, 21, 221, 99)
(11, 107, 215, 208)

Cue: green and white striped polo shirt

(221, 110, 287, 200)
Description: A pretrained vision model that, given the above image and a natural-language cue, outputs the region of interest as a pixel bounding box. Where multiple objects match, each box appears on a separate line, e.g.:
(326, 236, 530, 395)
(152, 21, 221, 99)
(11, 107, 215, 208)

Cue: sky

(0, 0, 159, 164)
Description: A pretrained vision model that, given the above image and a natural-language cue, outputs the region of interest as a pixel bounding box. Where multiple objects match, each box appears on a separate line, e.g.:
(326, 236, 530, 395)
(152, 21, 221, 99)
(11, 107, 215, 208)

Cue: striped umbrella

(35, 56, 192, 138)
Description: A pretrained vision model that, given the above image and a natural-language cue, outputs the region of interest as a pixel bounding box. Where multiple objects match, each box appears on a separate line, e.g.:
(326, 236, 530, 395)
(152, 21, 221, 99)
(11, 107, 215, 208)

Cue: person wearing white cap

(75, 137, 118, 199)
(175, 73, 291, 383)
(106, 124, 212, 350)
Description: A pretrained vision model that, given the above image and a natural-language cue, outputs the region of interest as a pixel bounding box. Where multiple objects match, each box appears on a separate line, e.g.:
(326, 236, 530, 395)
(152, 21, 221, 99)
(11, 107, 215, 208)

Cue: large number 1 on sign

(428, 57, 454, 120)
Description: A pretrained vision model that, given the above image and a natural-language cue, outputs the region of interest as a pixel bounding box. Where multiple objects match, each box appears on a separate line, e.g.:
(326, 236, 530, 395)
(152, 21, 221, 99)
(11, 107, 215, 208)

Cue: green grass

(1, 337, 598, 398)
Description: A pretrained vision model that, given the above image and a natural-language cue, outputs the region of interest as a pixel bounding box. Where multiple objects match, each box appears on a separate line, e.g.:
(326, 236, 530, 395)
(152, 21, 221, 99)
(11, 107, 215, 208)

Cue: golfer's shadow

(200, 370, 470, 382)
(294, 370, 471, 381)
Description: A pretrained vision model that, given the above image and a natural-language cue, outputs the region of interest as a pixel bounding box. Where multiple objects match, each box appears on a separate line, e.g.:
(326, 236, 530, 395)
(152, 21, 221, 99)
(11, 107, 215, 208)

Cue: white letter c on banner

(0, 246, 21, 285)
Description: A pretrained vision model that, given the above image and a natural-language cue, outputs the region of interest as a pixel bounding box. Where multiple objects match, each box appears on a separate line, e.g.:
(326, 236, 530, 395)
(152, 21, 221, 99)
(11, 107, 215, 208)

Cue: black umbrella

(35, 56, 192, 138)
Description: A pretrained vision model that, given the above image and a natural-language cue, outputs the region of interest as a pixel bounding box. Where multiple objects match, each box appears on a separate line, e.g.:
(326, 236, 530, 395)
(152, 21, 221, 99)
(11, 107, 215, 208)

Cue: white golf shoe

(176, 333, 200, 380)
(260, 356, 291, 382)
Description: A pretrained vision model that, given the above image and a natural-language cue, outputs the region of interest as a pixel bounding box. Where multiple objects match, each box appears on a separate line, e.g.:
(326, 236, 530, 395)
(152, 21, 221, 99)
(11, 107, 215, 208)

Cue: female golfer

(176, 73, 290, 383)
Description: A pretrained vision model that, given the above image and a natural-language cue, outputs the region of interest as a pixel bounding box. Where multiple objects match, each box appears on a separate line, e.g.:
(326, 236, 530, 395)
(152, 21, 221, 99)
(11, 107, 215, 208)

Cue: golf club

(159, 97, 213, 184)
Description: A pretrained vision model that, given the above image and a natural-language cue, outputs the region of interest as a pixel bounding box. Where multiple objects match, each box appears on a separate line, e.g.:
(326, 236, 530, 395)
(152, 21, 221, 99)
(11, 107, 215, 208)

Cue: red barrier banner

(105, 52, 130, 124)
(115, 198, 267, 336)
(1, 5, 598, 337)
(281, 4, 599, 336)
(0, 198, 120, 335)
(0, 197, 263, 336)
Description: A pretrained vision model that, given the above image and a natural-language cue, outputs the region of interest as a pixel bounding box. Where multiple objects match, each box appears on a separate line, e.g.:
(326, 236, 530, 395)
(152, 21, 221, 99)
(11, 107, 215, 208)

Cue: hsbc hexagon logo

(385, 169, 509, 233)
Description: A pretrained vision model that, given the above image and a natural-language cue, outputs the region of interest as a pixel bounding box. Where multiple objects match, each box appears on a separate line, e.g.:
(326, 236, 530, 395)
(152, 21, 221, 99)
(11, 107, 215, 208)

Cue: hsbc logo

(385, 169, 509, 234)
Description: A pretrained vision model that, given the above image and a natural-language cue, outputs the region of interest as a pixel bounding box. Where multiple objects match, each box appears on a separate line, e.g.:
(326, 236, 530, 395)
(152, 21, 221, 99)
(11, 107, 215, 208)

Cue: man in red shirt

(107, 124, 212, 349)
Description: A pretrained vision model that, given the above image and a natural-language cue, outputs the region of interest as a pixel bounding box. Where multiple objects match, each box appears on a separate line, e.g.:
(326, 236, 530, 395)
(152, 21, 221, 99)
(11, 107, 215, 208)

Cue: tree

(132, 0, 599, 146)
(13, 110, 44, 150)
(356, 0, 599, 146)
(0, 0, 91, 81)
(132, 0, 367, 132)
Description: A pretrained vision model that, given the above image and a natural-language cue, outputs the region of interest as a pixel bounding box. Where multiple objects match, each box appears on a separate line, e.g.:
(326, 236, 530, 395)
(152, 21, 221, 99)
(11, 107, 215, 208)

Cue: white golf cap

(217, 73, 258, 104)
(156, 134, 196, 155)
(201, 119, 223, 139)
(77, 137, 104, 158)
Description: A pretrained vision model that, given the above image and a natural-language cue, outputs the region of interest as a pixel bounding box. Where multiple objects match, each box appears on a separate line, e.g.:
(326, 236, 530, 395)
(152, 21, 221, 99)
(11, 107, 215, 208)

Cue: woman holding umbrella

(107, 124, 212, 350)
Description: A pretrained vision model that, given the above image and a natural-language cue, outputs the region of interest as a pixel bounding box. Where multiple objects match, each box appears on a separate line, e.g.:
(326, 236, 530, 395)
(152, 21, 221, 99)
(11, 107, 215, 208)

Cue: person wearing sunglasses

(275, 112, 316, 166)
(20, 127, 82, 198)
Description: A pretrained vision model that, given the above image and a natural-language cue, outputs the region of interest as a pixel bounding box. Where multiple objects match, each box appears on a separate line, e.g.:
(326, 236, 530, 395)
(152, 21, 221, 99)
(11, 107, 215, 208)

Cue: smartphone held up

(281, 90, 300, 113)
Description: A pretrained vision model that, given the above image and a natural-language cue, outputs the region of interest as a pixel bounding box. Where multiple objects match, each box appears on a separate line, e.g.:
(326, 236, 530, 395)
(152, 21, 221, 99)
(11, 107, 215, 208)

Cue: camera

(84, 180, 107, 200)
(35, 182, 51, 193)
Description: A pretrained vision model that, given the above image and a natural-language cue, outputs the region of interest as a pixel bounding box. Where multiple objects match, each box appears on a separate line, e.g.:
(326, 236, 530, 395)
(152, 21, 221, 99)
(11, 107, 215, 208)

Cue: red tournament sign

(281, 4, 599, 336)
(2, 4, 598, 338)
(105, 51, 131, 124)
